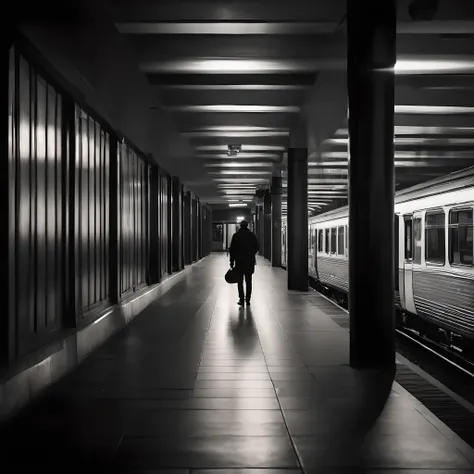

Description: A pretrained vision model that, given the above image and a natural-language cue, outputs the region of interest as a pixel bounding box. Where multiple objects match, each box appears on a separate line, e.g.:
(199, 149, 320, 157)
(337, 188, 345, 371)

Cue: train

(282, 166, 474, 357)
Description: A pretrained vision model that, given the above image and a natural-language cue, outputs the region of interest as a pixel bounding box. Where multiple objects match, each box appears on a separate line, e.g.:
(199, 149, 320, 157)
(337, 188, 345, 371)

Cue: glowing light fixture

(183, 131, 289, 138)
(168, 105, 300, 113)
(395, 59, 474, 74)
(395, 105, 474, 114)
(229, 203, 248, 208)
(197, 144, 285, 152)
(205, 162, 273, 168)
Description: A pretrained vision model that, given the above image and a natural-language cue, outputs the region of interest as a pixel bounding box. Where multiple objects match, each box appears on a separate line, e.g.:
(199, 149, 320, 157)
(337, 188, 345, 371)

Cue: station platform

(2, 254, 474, 473)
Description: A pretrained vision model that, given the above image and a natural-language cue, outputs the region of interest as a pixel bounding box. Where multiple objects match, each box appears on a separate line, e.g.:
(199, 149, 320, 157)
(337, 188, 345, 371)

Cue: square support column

(171, 176, 183, 272)
(287, 148, 308, 291)
(263, 190, 272, 260)
(347, 0, 396, 369)
(258, 204, 265, 256)
(271, 176, 283, 267)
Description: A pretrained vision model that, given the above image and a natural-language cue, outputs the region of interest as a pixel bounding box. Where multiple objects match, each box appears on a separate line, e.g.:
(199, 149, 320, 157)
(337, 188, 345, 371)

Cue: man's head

(240, 220, 249, 229)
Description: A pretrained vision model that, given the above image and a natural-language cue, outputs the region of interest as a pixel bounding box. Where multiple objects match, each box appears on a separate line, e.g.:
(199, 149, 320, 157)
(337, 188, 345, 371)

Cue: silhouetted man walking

(229, 220, 259, 306)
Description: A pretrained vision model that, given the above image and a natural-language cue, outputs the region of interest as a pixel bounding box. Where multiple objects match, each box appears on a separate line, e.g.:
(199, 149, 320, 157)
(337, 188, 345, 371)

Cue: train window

(425, 212, 445, 265)
(337, 227, 344, 255)
(325, 229, 330, 253)
(404, 218, 413, 260)
(318, 229, 323, 252)
(449, 209, 473, 266)
(413, 217, 422, 265)
(330, 228, 337, 254)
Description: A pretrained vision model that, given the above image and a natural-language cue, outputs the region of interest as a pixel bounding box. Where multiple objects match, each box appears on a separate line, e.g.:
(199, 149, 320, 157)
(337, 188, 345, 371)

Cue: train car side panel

(413, 267, 474, 339)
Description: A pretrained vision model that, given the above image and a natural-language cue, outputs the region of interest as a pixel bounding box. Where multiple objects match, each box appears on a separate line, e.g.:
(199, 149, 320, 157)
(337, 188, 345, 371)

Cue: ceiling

(110, 0, 474, 215)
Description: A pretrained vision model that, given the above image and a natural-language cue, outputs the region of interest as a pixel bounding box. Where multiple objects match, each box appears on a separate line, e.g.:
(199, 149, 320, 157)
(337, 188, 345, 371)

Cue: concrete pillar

(147, 165, 160, 284)
(171, 176, 183, 271)
(347, 0, 396, 368)
(263, 190, 272, 260)
(287, 130, 308, 291)
(271, 176, 283, 267)
(258, 204, 265, 256)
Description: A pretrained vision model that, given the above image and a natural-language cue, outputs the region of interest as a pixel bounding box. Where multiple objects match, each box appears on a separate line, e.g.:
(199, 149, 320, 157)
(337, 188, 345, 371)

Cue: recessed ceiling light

(395, 105, 474, 114)
(183, 131, 289, 138)
(168, 105, 300, 113)
(205, 162, 273, 168)
(197, 145, 285, 151)
(196, 153, 281, 160)
(395, 59, 474, 74)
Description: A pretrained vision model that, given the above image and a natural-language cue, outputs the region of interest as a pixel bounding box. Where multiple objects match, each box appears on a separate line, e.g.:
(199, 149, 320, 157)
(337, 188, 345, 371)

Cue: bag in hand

(225, 267, 239, 284)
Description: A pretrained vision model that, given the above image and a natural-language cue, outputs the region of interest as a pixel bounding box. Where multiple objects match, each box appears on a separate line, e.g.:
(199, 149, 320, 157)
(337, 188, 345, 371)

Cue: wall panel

(119, 142, 147, 296)
(8, 50, 65, 357)
(75, 106, 110, 318)
(159, 173, 170, 277)
(191, 197, 198, 262)
(183, 190, 191, 265)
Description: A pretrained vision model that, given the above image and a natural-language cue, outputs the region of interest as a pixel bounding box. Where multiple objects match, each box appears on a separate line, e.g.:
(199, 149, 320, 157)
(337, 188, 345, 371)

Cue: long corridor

(3, 254, 474, 473)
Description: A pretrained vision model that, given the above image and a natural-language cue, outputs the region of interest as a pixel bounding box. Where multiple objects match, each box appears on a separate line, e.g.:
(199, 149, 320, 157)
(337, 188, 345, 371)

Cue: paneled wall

(75, 106, 110, 318)
(183, 191, 191, 265)
(4, 44, 212, 370)
(119, 142, 147, 296)
(202, 206, 213, 257)
(8, 49, 65, 357)
(159, 173, 170, 278)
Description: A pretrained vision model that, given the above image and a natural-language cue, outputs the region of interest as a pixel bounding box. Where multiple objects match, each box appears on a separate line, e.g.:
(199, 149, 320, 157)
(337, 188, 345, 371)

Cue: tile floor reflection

(1, 254, 474, 473)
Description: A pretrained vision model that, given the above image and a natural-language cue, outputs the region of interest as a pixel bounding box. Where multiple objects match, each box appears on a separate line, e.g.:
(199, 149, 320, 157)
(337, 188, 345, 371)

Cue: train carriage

(304, 167, 474, 355)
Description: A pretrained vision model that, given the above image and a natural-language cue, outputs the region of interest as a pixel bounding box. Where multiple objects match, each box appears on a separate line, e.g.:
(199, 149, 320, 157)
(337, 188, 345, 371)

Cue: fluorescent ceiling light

(117, 22, 337, 35)
(208, 170, 272, 176)
(217, 183, 257, 188)
(183, 131, 289, 138)
(213, 178, 269, 183)
(309, 161, 348, 166)
(197, 145, 285, 152)
(336, 126, 474, 136)
(168, 105, 300, 113)
(164, 85, 309, 91)
(196, 153, 281, 160)
(190, 126, 289, 132)
(229, 203, 248, 208)
(141, 58, 333, 74)
(395, 105, 474, 115)
(395, 59, 474, 74)
(308, 190, 347, 195)
(325, 137, 474, 146)
(318, 150, 474, 160)
(205, 162, 273, 168)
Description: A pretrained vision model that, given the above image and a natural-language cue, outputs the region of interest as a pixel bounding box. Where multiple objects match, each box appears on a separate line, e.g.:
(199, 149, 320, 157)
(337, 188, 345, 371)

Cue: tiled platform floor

(2, 254, 474, 473)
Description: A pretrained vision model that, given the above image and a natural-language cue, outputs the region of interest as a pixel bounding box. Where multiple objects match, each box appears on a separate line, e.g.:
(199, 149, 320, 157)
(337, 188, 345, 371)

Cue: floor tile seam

(251, 306, 304, 471)
(195, 296, 220, 379)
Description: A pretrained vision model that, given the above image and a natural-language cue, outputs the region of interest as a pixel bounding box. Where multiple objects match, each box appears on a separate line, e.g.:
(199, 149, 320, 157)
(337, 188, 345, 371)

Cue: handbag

(225, 267, 239, 284)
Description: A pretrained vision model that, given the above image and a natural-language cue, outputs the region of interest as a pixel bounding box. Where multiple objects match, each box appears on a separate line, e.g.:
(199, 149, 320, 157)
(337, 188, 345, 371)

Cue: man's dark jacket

(229, 228, 259, 274)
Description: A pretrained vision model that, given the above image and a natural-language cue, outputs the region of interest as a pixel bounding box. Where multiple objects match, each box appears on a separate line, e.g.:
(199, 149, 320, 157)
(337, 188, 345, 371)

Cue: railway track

(396, 327, 474, 381)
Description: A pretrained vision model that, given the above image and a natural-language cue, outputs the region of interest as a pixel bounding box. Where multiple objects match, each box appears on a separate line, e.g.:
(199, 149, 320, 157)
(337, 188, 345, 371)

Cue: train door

(313, 227, 319, 279)
(403, 214, 417, 314)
